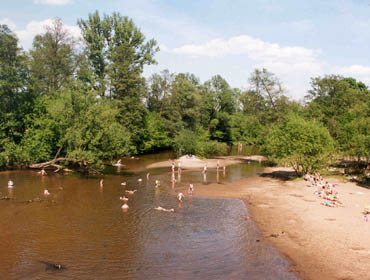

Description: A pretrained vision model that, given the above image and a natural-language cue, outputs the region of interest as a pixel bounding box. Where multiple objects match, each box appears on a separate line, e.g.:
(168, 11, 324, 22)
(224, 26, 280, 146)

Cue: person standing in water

(202, 163, 207, 174)
(188, 184, 194, 194)
(178, 161, 182, 174)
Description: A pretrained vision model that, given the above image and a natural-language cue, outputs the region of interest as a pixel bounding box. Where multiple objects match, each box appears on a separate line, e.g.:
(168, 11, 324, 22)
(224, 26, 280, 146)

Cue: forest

(0, 12, 369, 176)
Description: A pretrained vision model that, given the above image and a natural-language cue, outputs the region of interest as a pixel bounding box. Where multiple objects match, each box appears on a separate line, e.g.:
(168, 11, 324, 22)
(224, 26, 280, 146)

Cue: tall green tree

(78, 11, 159, 149)
(0, 24, 33, 167)
(29, 18, 76, 95)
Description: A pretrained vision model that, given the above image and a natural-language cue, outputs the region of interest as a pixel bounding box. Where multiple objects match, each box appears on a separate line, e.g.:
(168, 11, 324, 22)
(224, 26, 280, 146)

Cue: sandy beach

(194, 167, 370, 280)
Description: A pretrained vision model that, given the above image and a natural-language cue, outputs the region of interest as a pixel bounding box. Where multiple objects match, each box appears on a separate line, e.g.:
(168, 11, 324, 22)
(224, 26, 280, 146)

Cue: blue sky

(2, 0, 370, 99)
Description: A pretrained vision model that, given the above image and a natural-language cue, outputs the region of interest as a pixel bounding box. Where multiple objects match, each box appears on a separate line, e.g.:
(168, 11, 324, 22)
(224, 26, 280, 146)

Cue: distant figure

(238, 142, 243, 153)
(100, 179, 104, 187)
(178, 161, 182, 172)
(8, 180, 14, 188)
(125, 190, 137, 195)
(44, 189, 50, 195)
(217, 160, 220, 170)
(38, 169, 47, 176)
(171, 172, 176, 182)
(202, 164, 207, 174)
(146, 173, 150, 180)
(172, 161, 175, 172)
(177, 192, 185, 202)
(120, 196, 129, 202)
(121, 182, 126, 186)
(121, 203, 129, 209)
(223, 165, 226, 175)
(188, 184, 194, 194)
(155, 180, 161, 188)
(138, 178, 142, 182)
(154, 206, 174, 212)
(113, 159, 125, 167)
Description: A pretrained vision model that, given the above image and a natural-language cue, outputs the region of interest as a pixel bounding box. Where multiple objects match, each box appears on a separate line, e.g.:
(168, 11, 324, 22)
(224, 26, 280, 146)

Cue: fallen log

(29, 158, 82, 171)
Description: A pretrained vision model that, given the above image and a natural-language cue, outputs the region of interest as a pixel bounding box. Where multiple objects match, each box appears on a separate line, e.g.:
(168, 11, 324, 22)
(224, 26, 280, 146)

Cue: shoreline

(194, 168, 370, 280)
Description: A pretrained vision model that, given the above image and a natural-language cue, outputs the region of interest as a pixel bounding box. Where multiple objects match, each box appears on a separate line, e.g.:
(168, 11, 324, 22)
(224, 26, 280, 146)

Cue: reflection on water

(0, 152, 298, 280)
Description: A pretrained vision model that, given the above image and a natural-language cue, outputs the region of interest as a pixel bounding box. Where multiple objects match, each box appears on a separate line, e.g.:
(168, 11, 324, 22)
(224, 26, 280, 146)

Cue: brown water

(0, 152, 298, 280)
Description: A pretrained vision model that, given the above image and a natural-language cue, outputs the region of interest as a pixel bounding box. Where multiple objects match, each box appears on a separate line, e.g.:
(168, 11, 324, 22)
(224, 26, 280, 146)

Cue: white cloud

(15, 19, 80, 50)
(33, 0, 72, 5)
(172, 35, 319, 60)
(334, 64, 370, 84)
(0, 18, 16, 30)
(169, 35, 324, 98)
(170, 35, 322, 75)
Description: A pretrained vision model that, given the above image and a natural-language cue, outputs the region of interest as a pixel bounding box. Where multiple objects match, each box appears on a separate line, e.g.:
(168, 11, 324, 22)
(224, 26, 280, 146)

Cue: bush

(173, 128, 228, 157)
(263, 114, 335, 176)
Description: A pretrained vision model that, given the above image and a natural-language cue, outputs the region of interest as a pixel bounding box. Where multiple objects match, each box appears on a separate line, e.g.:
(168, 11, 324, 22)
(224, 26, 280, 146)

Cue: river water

(0, 152, 298, 279)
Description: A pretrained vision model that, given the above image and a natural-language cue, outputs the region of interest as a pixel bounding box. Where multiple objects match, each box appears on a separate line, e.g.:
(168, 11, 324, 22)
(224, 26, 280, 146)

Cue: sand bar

(146, 155, 268, 170)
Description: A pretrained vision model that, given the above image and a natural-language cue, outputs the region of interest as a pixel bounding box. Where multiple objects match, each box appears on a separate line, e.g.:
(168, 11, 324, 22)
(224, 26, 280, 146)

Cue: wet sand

(194, 167, 370, 280)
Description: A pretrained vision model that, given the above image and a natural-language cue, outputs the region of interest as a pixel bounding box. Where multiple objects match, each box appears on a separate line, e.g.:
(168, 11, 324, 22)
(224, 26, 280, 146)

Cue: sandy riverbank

(194, 168, 370, 280)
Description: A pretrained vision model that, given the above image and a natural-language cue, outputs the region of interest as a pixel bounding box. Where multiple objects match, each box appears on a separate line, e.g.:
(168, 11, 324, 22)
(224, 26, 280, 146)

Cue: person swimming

(154, 206, 174, 212)
(125, 190, 137, 195)
(44, 189, 50, 195)
(177, 192, 185, 201)
(100, 179, 104, 187)
(38, 169, 47, 176)
(121, 182, 126, 186)
(120, 196, 129, 202)
(121, 203, 129, 209)
(8, 180, 14, 188)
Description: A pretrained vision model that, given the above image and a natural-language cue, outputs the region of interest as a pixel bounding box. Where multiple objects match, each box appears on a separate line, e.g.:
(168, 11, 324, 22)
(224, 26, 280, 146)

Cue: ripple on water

(0, 160, 298, 280)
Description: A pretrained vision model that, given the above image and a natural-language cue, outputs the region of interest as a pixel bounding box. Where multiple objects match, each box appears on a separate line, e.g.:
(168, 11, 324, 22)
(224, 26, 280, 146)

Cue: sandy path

(194, 169, 370, 280)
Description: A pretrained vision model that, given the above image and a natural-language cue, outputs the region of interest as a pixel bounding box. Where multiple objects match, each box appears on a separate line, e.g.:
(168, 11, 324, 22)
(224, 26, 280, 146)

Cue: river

(0, 151, 298, 279)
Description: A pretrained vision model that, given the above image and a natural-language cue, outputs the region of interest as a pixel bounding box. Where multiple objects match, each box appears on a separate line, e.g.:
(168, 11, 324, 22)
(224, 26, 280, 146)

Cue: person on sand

(154, 206, 174, 212)
(188, 184, 194, 194)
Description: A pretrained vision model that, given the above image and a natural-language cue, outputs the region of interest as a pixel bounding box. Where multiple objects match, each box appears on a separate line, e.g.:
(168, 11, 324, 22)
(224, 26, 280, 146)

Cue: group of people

(304, 172, 342, 207)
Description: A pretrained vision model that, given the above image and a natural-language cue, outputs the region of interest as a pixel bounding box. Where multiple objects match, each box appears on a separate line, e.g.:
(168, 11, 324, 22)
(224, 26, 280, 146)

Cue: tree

(199, 75, 236, 143)
(263, 114, 334, 176)
(29, 18, 76, 95)
(78, 11, 158, 98)
(78, 11, 159, 149)
(21, 82, 132, 170)
(249, 68, 285, 113)
(0, 24, 33, 168)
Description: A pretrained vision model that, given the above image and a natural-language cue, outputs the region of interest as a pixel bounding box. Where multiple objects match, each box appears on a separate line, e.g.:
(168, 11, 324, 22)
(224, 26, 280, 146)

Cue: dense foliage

(0, 13, 369, 173)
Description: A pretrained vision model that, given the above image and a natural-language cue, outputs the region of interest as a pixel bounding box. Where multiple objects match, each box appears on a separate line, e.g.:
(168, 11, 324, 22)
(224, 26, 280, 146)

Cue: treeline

(0, 12, 369, 173)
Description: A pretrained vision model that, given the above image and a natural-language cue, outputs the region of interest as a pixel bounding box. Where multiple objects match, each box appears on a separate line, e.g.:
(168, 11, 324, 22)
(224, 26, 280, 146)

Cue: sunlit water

(0, 152, 298, 279)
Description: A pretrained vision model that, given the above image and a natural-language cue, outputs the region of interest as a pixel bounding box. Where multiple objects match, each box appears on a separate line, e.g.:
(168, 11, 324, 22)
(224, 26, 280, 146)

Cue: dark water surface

(0, 152, 298, 279)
